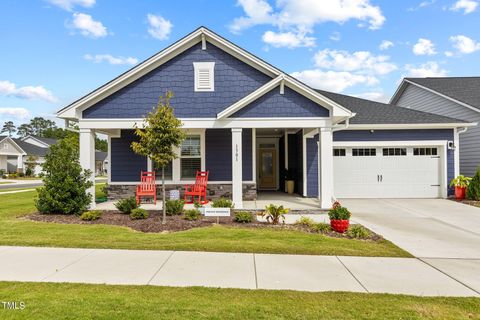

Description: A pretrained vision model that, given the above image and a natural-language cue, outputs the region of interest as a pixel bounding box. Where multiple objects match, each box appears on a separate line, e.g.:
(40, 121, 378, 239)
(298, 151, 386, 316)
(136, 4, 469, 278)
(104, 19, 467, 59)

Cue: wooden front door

(259, 149, 276, 189)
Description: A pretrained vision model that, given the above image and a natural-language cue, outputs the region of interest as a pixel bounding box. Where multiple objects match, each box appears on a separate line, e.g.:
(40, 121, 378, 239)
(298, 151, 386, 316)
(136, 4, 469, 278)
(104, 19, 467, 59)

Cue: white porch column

(231, 128, 243, 209)
(318, 127, 334, 209)
(80, 128, 96, 209)
(17, 155, 23, 173)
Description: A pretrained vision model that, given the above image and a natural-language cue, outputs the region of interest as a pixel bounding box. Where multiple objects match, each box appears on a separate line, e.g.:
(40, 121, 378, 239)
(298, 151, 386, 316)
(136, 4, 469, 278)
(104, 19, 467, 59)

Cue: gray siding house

(391, 77, 480, 177)
(56, 27, 474, 209)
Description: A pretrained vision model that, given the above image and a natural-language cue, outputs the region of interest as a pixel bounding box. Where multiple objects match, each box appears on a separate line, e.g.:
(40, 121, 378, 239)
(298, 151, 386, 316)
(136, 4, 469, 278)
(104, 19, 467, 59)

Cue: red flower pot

(330, 219, 350, 233)
(455, 186, 467, 200)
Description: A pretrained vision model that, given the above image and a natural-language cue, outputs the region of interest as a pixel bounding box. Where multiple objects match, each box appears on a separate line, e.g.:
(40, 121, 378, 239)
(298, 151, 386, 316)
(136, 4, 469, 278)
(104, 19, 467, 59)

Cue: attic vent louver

(193, 62, 215, 92)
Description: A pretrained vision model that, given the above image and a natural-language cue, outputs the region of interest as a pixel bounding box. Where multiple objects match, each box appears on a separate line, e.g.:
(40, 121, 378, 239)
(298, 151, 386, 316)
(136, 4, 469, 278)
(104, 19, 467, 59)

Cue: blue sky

(1, 0, 480, 128)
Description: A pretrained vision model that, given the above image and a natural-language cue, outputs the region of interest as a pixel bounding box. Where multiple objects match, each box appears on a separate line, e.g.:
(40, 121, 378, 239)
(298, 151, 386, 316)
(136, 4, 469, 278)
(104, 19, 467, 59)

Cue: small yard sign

(203, 208, 231, 217)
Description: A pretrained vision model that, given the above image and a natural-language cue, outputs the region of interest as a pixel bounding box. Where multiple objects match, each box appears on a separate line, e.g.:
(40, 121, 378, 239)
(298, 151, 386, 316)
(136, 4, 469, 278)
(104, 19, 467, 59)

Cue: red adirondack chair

(136, 171, 157, 205)
(184, 171, 209, 204)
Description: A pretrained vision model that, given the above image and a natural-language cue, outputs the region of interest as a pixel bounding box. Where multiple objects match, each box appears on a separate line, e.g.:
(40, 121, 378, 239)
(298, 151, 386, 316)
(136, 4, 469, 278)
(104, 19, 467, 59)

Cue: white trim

(107, 135, 112, 184)
(231, 128, 243, 208)
(284, 132, 289, 169)
(108, 180, 256, 186)
(392, 79, 480, 114)
(454, 127, 460, 177)
(0, 137, 27, 156)
(302, 129, 307, 197)
(20, 135, 51, 147)
(79, 128, 96, 209)
(346, 123, 477, 130)
(193, 62, 215, 92)
(217, 76, 283, 118)
(252, 128, 256, 183)
(319, 127, 334, 208)
(78, 118, 332, 129)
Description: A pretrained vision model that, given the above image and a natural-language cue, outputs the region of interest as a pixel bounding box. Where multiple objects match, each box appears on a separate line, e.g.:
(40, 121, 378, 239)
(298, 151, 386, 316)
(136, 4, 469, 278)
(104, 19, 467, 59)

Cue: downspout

(457, 127, 468, 135)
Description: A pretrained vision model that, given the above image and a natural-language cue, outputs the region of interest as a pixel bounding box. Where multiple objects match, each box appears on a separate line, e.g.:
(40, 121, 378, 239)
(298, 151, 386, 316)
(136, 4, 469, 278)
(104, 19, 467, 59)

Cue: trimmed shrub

(80, 210, 102, 221)
(234, 211, 254, 223)
(115, 197, 138, 214)
(295, 216, 315, 227)
(467, 168, 480, 201)
(130, 208, 149, 220)
(165, 199, 185, 216)
(184, 209, 201, 221)
(311, 223, 331, 233)
(35, 137, 93, 215)
(211, 197, 234, 208)
(346, 225, 371, 239)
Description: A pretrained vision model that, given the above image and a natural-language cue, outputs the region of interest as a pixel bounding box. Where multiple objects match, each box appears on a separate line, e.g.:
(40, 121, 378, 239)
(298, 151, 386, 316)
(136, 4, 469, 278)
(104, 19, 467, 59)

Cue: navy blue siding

(83, 43, 271, 118)
(306, 135, 319, 197)
(231, 86, 329, 118)
(111, 130, 147, 182)
(333, 129, 455, 195)
(242, 129, 253, 181)
(295, 130, 304, 196)
(205, 129, 252, 181)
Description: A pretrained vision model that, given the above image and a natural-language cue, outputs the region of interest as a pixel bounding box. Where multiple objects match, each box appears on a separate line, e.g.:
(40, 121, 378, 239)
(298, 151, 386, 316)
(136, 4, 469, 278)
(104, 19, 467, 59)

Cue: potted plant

(450, 175, 472, 200)
(328, 201, 351, 233)
(283, 168, 295, 194)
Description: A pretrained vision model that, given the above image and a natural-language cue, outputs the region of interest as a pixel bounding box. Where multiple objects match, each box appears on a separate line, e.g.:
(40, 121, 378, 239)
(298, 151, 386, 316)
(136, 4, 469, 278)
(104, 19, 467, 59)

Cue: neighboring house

(56, 27, 475, 209)
(391, 77, 480, 177)
(0, 135, 108, 176)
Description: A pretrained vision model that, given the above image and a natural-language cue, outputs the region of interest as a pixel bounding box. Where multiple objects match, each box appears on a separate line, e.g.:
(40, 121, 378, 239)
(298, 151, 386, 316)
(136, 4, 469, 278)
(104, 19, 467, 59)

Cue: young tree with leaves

(131, 91, 185, 224)
(1, 121, 16, 137)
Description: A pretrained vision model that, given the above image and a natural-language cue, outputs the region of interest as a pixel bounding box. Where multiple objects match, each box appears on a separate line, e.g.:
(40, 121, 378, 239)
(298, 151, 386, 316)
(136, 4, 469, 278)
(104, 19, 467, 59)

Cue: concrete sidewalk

(0, 246, 478, 297)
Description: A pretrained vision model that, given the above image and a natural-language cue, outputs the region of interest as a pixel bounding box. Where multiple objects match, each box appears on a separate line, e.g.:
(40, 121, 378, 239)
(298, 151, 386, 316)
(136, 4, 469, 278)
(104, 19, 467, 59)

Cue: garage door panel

(334, 146, 442, 199)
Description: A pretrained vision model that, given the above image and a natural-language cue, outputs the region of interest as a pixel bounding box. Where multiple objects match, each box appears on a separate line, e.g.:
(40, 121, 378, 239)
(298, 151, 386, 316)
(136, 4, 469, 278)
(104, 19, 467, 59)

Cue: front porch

(97, 191, 322, 211)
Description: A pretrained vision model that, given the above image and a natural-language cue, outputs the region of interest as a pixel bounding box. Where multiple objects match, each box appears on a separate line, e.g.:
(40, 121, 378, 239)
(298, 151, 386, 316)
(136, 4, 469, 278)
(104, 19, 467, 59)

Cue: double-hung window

(180, 135, 201, 179)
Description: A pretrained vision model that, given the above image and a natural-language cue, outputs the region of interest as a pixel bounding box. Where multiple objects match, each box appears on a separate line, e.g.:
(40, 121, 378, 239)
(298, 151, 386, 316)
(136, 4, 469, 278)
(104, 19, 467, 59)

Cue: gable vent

(193, 62, 215, 92)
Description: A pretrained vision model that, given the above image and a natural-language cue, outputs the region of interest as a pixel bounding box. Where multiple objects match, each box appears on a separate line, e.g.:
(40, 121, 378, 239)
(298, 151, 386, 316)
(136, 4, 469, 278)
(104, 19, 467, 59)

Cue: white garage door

(334, 146, 442, 198)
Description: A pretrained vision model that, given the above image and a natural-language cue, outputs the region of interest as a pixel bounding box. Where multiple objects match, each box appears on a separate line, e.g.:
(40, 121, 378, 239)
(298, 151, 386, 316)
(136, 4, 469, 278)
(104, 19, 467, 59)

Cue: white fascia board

(389, 79, 408, 104)
(217, 76, 283, 119)
(401, 80, 480, 114)
(21, 135, 51, 147)
(4, 137, 27, 155)
(346, 123, 477, 130)
(79, 117, 331, 129)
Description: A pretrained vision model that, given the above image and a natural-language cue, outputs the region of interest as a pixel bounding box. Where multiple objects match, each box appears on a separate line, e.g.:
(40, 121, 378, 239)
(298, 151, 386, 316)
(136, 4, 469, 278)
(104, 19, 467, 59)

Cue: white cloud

(408, 0, 436, 11)
(84, 54, 138, 65)
(70, 13, 107, 38)
(291, 69, 378, 92)
(313, 49, 397, 75)
(230, 0, 385, 47)
(450, 0, 478, 14)
(329, 32, 341, 41)
(353, 91, 390, 102)
(404, 61, 447, 77)
(412, 38, 436, 55)
(262, 30, 315, 48)
(444, 51, 454, 57)
(379, 40, 394, 50)
(0, 107, 30, 119)
(147, 14, 173, 40)
(449, 35, 480, 54)
(0, 81, 57, 103)
(46, 0, 95, 11)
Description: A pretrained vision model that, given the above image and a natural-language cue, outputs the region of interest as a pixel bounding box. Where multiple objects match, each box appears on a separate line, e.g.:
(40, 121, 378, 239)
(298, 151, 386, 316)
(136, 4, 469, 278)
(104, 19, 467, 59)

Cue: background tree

(25, 155, 38, 177)
(1, 121, 16, 137)
(17, 124, 33, 137)
(131, 91, 185, 224)
(35, 135, 92, 215)
(30, 117, 57, 136)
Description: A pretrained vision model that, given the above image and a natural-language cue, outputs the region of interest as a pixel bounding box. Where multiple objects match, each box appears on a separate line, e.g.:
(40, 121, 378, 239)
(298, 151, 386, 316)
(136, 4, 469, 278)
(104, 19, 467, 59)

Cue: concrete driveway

(342, 199, 480, 259)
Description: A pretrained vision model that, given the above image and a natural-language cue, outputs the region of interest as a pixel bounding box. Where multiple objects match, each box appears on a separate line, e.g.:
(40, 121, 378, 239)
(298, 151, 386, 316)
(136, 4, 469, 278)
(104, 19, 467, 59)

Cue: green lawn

(0, 182, 10, 185)
(0, 282, 478, 320)
(0, 188, 410, 257)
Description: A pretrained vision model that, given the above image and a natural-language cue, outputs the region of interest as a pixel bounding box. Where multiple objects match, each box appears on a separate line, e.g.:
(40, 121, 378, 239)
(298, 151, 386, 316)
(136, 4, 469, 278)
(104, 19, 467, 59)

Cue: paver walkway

(1, 246, 478, 297)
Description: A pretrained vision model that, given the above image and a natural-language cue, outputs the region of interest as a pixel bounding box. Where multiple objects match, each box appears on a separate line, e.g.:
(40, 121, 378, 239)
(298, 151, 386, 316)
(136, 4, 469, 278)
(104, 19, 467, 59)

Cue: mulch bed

(25, 211, 384, 241)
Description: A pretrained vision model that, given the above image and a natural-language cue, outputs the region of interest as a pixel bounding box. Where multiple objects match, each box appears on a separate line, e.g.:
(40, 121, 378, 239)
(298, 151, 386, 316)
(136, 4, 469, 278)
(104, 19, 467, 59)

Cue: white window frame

(147, 129, 205, 184)
(193, 62, 215, 92)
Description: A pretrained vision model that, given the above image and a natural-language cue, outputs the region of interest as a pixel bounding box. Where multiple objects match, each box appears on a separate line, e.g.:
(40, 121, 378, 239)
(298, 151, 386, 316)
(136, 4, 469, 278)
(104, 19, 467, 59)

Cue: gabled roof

(391, 77, 480, 112)
(316, 90, 472, 127)
(23, 135, 58, 147)
(12, 139, 50, 157)
(57, 26, 352, 121)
